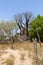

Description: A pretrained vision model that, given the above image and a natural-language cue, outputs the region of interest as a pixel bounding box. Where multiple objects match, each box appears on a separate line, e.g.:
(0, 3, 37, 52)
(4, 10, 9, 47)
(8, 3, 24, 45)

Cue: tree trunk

(36, 30, 41, 46)
(26, 20, 28, 40)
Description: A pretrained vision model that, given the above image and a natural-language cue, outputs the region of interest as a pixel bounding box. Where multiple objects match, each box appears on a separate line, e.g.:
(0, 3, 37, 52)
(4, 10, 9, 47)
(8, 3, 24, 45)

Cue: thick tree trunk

(26, 20, 29, 40)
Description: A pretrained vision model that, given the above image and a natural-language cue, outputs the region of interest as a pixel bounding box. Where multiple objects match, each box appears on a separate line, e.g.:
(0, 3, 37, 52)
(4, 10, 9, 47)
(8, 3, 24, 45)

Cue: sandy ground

(0, 48, 33, 65)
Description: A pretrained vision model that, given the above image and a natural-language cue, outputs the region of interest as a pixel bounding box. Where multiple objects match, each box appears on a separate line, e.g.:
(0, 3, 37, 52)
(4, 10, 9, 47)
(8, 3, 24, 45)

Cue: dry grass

(0, 41, 43, 57)
(4, 55, 15, 65)
(0, 41, 43, 52)
(0, 41, 43, 65)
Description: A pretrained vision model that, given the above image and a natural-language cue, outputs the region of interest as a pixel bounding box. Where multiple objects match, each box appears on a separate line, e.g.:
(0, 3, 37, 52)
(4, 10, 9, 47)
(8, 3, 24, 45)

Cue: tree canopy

(29, 15, 43, 42)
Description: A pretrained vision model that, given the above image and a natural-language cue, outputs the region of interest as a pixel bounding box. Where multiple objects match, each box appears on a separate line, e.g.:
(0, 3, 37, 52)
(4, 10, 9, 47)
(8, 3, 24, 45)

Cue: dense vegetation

(29, 15, 43, 42)
(0, 12, 43, 43)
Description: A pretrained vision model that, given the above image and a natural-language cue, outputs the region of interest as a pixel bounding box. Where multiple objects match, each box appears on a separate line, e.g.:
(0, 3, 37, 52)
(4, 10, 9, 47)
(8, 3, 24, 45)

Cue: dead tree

(15, 14, 25, 35)
(15, 12, 33, 40)
(23, 12, 33, 39)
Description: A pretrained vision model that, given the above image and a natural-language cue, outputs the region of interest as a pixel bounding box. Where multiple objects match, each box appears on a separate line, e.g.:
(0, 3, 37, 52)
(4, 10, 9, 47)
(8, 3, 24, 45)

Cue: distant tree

(0, 23, 5, 43)
(0, 21, 16, 48)
(1, 21, 16, 35)
(15, 14, 24, 35)
(23, 12, 33, 39)
(15, 12, 33, 40)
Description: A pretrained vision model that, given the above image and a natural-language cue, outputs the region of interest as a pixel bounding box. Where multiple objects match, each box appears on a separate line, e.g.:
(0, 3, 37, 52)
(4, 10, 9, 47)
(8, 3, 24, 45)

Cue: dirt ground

(0, 41, 43, 65)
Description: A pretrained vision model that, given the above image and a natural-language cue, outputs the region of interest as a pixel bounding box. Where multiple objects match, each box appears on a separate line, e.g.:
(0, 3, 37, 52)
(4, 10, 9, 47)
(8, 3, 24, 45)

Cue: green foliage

(29, 15, 43, 41)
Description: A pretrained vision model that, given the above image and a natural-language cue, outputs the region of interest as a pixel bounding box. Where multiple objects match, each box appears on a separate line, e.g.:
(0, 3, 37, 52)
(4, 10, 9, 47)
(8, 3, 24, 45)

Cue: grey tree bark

(36, 29, 41, 46)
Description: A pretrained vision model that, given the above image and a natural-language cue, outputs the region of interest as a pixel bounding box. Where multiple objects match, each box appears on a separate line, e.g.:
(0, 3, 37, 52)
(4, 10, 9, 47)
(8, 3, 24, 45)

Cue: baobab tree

(23, 12, 33, 39)
(15, 14, 24, 35)
(15, 12, 33, 40)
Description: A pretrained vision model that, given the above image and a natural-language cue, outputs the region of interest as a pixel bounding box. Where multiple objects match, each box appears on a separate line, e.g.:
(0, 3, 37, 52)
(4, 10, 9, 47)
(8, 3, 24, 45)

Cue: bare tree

(23, 12, 33, 39)
(0, 21, 16, 49)
(15, 12, 33, 40)
(15, 14, 24, 35)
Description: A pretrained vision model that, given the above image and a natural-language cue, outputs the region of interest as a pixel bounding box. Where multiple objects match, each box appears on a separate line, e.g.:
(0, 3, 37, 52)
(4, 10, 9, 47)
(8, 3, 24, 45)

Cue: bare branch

(23, 12, 33, 22)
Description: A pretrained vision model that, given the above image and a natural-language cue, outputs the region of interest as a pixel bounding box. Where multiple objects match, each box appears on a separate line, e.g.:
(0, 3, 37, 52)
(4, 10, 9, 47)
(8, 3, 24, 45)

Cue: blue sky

(0, 0, 43, 21)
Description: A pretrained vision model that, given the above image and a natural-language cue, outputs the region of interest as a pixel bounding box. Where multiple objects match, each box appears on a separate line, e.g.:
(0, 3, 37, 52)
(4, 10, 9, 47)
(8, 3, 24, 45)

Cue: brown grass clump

(4, 55, 15, 65)
(20, 53, 25, 60)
